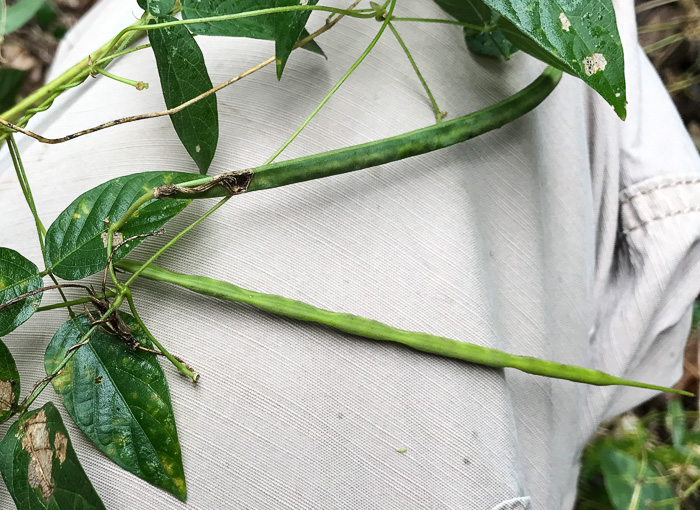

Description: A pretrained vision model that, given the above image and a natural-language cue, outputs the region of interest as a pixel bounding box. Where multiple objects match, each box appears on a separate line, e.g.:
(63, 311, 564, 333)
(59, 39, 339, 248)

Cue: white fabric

(1, 0, 699, 508)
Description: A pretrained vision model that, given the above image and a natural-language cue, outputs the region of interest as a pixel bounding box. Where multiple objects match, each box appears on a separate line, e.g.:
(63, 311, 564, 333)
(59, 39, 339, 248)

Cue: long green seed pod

(115, 260, 692, 396)
(159, 66, 564, 200)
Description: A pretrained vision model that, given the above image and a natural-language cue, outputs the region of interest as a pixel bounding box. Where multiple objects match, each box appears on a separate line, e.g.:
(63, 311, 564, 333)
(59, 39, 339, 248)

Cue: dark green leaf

(180, 0, 320, 78)
(599, 448, 673, 510)
(432, 0, 493, 23)
(432, 0, 518, 59)
(464, 29, 519, 59)
(52, 24, 67, 40)
(147, 0, 175, 16)
(45, 314, 186, 500)
(0, 402, 106, 509)
(692, 301, 700, 330)
(0, 68, 28, 112)
(35, 2, 56, 30)
(181, 0, 273, 38)
(0, 339, 19, 424)
(483, 0, 626, 118)
(44, 172, 193, 280)
(576, 444, 614, 509)
(0, 248, 42, 336)
(299, 28, 326, 58)
(149, 16, 219, 173)
(137, 0, 147, 10)
(270, 0, 319, 78)
(0, 0, 46, 35)
(647, 443, 693, 468)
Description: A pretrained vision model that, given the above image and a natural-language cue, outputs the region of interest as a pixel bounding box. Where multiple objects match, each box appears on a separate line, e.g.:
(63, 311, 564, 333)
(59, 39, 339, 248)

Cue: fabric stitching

(620, 178, 700, 204)
(623, 206, 700, 234)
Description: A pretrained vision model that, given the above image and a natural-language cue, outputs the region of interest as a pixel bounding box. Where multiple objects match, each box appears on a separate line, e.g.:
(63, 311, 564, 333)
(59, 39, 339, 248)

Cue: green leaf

(0, 0, 45, 36)
(481, 0, 627, 118)
(432, 0, 627, 117)
(45, 314, 186, 500)
(270, 0, 320, 78)
(299, 28, 326, 58)
(0, 339, 19, 424)
(0, 69, 29, 112)
(181, 0, 275, 38)
(599, 448, 673, 510)
(44, 172, 193, 280)
(432, 0, 518, 59)
(180, 0, 320, 78)
(149, 17, 218, 174)
(0, 402, 106, 509)
(34, 2, 56, 30)
(0, 248, 42, 337)
(146, 0, 175, 16)
(465, 29, 519, 59)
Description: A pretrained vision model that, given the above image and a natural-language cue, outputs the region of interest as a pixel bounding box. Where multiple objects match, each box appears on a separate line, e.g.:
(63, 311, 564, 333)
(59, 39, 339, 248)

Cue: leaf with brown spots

(21, 410, 54, 500)
(53, 433, 67, 465)
(0, 338, 20, 423)
(0, 402, 105, 509)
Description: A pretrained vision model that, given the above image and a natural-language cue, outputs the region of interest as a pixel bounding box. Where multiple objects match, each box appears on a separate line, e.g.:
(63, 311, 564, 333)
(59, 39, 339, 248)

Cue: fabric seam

(623, 206, 700, 234)
(620, 178, 700, 205)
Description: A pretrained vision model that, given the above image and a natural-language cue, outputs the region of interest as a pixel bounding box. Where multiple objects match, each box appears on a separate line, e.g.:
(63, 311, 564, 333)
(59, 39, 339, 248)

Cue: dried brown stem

(152, 169, 253, 199)
(0, 7, 354, 145)
(0, 284, 91, 312)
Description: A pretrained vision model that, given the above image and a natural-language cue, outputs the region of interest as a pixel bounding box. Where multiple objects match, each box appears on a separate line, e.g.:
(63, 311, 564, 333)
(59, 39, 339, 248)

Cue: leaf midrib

(62, 322, 182, 493)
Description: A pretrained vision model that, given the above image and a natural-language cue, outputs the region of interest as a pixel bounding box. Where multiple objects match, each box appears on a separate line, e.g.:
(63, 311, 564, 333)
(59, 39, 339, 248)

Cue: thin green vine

(125, 292, 199, 382)
(388, 21, 444, 123)
(263, 0, 396, 165)
(7, 135, 74, 317)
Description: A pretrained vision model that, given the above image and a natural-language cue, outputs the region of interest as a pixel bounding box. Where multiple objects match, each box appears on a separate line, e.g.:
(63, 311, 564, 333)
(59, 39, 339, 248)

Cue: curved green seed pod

(162, 66, 564, 200)
(115, 260, 692, 396)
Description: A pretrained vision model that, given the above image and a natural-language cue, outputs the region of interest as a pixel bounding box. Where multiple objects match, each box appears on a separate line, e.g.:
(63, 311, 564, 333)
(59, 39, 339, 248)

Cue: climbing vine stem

(7, 135, 45, 243)
(391, 16, 496, 31)
(388, 21, 444, 123)
(0, 17, 147, 129)
(8, 135, 75, 316)
(263, 0, 397, 165)
(125, 293, 199, 382)
(121, 198, 231, 289)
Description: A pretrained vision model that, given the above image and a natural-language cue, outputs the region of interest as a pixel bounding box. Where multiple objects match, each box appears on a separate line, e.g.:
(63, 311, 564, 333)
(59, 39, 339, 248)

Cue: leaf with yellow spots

(45, 314, 186, 500)
(0, 247, 43, 337)
(44, 172, 195, 280)
(0, 402, 106, 509)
